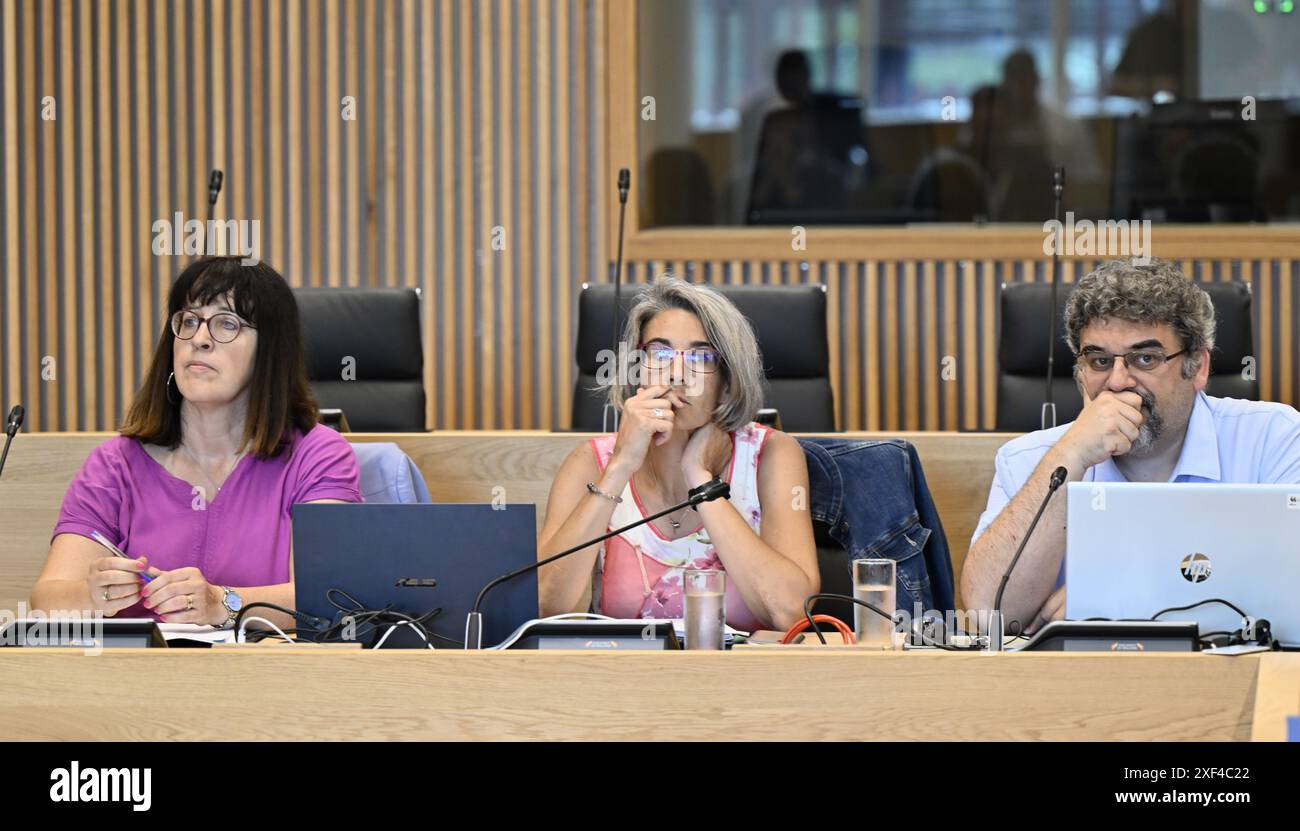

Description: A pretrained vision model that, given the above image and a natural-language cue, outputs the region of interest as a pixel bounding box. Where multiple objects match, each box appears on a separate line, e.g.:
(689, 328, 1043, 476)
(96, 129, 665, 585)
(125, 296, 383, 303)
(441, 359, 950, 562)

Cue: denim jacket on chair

(799, 438, 955, 614)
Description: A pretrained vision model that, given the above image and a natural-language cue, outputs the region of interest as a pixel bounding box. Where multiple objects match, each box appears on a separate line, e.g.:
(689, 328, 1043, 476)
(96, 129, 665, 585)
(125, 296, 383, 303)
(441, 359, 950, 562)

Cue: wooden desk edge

(1250, 653, 1300, 741)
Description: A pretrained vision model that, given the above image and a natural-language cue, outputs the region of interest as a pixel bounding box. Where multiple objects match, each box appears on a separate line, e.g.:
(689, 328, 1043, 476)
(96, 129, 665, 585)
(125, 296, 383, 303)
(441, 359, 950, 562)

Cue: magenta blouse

(51, 424, 362, 618)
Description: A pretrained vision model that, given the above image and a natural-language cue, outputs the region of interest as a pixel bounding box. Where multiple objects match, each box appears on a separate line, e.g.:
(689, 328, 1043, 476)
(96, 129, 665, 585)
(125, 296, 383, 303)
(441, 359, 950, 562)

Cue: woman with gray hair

(536, 276, 818, 631)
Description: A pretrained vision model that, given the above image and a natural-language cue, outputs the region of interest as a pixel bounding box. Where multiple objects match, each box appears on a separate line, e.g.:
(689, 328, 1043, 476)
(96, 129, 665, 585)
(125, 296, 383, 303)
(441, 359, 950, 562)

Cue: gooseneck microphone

(612, 168, 631, 354)
(207, 169, 224, 221)
(1042, 165, 1065, 430)
(603, 168, 632, 433)
(465, 477, 730, 649)
(203, 169, 225, 256)
(987, 465, 1068, 652)
(0, 404, 25, 480)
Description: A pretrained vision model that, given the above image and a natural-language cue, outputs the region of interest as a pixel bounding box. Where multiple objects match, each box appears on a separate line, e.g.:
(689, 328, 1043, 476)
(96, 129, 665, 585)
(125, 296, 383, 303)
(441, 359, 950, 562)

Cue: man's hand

(1056, 390, 1145, 468)
(1028, 585, 1066, 633)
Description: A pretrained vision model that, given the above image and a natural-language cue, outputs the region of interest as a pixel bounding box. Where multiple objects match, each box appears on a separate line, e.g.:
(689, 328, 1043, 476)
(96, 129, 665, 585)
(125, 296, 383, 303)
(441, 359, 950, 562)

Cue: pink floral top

(588, 423, 772, 633)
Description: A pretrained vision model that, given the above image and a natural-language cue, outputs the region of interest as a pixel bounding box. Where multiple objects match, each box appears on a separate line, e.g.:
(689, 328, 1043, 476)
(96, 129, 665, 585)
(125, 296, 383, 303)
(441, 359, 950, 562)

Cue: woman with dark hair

(30, 256, 361, 628)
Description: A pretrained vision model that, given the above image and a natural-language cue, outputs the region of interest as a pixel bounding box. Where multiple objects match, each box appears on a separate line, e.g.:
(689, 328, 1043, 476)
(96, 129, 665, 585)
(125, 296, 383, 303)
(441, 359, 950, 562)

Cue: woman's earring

(166, 371, 180, 405)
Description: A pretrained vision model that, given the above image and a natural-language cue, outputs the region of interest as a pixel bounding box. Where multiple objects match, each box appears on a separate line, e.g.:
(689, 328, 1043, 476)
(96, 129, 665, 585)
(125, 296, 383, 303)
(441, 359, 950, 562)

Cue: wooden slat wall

(623, 257, 1300, 432)
(4, 3, 1298, 435)
(0, 0, 602, 432)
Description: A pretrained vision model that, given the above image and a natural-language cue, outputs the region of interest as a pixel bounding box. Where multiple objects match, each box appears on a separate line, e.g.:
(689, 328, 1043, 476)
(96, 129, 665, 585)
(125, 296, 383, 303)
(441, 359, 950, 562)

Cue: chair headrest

(295, 288, 423, 379)
(998, 280, 1252, 377)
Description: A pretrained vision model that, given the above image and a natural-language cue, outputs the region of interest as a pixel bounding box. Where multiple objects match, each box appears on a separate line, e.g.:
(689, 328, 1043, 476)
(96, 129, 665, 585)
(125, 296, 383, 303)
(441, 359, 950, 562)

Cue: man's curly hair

(1064, 258, 1216, 379)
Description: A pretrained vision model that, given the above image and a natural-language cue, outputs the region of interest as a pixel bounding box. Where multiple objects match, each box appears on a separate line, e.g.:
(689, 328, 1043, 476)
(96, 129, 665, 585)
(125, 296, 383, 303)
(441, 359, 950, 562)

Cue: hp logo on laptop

(1180, 552, 1212, 583)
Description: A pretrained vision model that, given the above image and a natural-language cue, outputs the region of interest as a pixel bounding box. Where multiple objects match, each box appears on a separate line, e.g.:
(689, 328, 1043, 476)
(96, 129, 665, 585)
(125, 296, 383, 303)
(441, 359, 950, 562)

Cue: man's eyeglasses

(638, 343, 721, 374)
(1076, 348, 1186, 375)
(171, 310, 255, 344)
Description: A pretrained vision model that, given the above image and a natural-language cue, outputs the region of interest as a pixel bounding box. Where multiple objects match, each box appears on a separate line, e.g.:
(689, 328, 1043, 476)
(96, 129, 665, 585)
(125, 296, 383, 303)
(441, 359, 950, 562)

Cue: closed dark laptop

(292, 503, 538, 647)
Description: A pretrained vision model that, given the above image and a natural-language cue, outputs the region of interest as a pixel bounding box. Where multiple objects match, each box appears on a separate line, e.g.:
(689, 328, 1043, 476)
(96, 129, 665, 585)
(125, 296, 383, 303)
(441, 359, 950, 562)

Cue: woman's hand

(681, 422, 727, 488)
(141, 565, 225, 625)
(608, 384, 686, 475)
(86, 555, 150, 617)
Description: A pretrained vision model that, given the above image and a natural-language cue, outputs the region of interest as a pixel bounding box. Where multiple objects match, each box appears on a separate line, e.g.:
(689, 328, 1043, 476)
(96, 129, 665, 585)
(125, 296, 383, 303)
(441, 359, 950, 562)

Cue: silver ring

(103, 588, 109, 601)
(185, 594, 194, 611)
(652, 408, 664, 419)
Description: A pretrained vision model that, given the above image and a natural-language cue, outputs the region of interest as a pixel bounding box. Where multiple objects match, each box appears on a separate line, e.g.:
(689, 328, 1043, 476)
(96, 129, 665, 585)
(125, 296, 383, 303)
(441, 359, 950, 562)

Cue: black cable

(1063, 601, 1261, 649)
(367, 607, 443, 648)
(910, 624, 969, 651)
(315, 587, 454, 648)
(318, 588, 395, 643)
(799, 592, 967, 650)
(233, 601, 328, 641)
(235, 588, 459, 648)
(428, 630, 465, 648)
(1151, 597, 1248, 621)
(401, 606, 460, 646)
(245, 628, 304, 643)
(325, 587, 370, 615)
(802, 593, 887, 645)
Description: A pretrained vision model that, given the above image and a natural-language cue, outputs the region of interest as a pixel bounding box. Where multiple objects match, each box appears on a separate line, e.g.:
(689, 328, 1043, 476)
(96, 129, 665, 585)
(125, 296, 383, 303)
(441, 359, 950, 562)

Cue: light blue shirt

(972, 394, 1300, 584)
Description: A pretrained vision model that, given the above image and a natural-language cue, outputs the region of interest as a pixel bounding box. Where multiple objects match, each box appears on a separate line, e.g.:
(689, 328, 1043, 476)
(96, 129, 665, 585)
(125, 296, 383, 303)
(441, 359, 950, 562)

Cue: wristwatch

(218, 586, 243, 628)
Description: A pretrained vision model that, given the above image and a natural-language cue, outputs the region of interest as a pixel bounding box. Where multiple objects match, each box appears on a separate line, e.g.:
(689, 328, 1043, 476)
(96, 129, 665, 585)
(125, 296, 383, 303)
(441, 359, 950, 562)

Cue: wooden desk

(0, 649, 1263, 741)
(1252, 653, 1300, 741)
(0, 431, 1010, 613)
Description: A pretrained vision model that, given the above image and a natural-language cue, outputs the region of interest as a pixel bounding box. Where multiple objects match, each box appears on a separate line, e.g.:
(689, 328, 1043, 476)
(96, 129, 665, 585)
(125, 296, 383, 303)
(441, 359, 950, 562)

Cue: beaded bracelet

(586, 481, 623, 504)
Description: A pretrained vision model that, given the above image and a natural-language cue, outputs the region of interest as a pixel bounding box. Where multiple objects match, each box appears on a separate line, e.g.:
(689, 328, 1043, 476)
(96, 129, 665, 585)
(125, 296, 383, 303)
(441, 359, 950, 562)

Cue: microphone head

(689, 479, 730, 505)
(5, 404, 24, 434)
(208, 169, 224, 203)
(1048, 465, 1068, 489)
(617, 168, 630, 203)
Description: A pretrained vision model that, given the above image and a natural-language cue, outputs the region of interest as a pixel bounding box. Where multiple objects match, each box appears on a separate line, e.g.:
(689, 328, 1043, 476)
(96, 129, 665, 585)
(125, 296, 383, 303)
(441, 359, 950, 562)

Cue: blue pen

(89, 530, 154, 584)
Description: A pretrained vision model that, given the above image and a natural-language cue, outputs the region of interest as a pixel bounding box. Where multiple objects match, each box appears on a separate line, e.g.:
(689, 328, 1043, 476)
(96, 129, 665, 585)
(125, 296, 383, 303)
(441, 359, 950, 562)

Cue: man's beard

(1128, 389, 1164, 455)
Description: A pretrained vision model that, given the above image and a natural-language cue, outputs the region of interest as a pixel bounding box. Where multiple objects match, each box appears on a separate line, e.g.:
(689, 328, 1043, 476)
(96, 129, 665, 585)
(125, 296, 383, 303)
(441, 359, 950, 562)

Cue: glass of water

(852, 558, 896, 649)
(684, 569, 725, 650)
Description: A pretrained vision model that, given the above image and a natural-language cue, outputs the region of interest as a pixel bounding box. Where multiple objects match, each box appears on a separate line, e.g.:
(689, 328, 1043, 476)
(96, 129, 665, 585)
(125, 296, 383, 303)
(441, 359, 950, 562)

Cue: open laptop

(1066, 482, 1300, 647)
(292, 503, 538, 648)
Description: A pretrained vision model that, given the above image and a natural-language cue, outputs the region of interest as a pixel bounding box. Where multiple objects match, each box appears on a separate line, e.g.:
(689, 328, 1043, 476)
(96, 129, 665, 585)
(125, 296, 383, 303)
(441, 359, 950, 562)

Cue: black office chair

(996, 281, 1257, 432)
(572, 282, 836, 432)
(294, 287, 427, 431)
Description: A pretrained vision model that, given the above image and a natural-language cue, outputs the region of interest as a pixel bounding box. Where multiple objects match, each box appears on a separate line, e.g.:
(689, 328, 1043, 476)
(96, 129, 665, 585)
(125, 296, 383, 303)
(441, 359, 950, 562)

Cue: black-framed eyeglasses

(1076, 348, 1186, 375)
(170, 310, 255, 344)
(638, 342, 722, 374)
